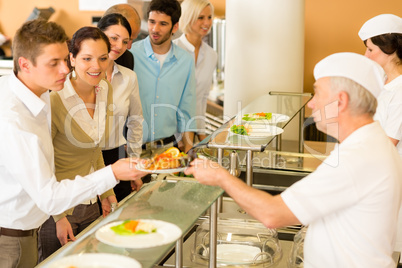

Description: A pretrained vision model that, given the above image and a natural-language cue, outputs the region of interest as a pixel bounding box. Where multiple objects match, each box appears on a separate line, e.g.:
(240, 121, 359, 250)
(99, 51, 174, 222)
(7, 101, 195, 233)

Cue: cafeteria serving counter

(36, 180, 224, 268)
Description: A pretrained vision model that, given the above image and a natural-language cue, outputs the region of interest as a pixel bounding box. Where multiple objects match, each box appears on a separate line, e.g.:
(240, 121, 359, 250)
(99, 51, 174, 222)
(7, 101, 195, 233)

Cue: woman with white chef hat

(359, 14, 402, 154)
(359, 13, 402, 258)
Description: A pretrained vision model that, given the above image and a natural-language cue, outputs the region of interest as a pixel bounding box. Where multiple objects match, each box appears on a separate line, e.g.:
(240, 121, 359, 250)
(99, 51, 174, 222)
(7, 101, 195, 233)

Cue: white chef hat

(358, 14, 402, 41)
(314, 52, 386, 98)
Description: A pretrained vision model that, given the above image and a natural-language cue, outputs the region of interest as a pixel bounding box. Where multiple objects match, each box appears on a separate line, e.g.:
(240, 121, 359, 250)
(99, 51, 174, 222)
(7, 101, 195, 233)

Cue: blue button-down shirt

(131, 36, 196, 143)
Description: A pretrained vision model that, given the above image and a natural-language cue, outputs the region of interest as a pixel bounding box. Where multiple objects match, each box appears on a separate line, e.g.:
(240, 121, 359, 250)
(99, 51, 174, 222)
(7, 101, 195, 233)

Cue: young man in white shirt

(186, 53, 402, 268)
(0, 20, 148, 268)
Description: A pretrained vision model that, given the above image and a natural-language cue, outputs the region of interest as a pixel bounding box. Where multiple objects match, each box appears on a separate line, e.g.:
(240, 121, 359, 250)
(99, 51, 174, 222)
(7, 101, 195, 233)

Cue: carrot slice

(124, 220, 139, 232)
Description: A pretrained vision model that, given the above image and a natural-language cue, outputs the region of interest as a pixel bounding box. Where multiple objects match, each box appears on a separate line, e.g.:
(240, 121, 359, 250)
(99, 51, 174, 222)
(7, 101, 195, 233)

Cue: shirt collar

(60, 74, 108, 99)
(384, 75, 402, 92)
(10, 72, 49, 117)
(178, 34, 195, 53)
(112, 62, 121, 77)
(60, 74, 79, 99)
(144, 36, 177, 62)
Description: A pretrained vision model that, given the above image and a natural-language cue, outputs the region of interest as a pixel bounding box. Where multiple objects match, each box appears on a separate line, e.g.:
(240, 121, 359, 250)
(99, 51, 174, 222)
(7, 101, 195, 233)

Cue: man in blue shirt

(130, 0, 196, 154)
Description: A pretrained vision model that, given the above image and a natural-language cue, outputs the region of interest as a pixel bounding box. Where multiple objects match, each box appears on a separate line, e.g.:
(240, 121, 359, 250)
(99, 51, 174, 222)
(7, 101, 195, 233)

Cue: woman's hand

(56, 217, 76, 245)
(101, 195, 118, 217)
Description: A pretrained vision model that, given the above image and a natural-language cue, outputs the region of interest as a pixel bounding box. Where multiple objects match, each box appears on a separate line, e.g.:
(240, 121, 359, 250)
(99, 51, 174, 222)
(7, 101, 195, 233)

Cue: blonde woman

(174, 0, 217, 142)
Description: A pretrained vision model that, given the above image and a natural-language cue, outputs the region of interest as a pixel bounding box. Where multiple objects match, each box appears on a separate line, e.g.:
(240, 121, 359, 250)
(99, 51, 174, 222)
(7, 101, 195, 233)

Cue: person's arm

(4, 124, 148, 216)
(185, 159, 300, 228)
(126, 73, 143, 157)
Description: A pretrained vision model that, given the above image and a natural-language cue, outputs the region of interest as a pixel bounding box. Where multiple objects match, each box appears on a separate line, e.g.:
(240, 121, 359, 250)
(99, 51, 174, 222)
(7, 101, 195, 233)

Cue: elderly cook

(186, 52, 402, 268)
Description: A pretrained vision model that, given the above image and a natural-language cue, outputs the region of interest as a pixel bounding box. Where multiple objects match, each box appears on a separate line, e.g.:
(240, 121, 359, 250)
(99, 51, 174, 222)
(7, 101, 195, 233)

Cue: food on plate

(242, 112, 272, 122)
(111, 220, 157, 236)
(142, 147, 188, 170)
(230, 124, 251, 136)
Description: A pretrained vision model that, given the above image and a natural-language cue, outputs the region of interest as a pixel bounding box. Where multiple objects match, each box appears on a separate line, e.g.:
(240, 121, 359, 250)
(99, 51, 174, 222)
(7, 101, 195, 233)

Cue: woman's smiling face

(70, 38, 109, 87)
(103, 24, 130, 61)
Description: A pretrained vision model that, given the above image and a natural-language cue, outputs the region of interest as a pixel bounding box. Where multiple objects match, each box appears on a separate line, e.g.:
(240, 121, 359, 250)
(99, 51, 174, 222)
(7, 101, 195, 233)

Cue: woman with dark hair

(359, 14, 402, 152)
(97, 13, 143, 202)
(37, 26, 123, 262)
(358, 13, 402, 256)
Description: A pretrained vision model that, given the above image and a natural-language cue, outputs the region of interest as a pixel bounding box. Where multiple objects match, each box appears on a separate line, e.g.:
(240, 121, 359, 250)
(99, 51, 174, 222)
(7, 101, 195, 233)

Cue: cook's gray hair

(330, 77, 377, 117)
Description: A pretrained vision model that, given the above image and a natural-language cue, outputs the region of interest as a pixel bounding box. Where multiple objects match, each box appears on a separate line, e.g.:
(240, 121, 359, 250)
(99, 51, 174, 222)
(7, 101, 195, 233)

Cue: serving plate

(241, 112, 290, 125)
(230, 124, 284, 141)
(135, 163, 186, 174)
(95, 219, 182, 248)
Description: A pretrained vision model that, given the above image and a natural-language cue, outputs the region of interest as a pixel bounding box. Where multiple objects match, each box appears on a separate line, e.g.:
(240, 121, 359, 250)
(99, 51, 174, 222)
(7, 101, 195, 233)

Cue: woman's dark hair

(68, 27, 111, 70)
(97, 13, 132, 38)
(365, 33, 402, 63)
(147, 0, 181, 26)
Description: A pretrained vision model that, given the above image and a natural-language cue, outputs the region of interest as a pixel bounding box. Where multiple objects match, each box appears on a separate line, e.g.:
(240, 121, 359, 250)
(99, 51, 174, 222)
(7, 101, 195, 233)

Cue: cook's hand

(101, 195, 118, 217)
(56, 217, 76, 246)
(185, 159, 229, 187)
(111, 158, 150, 181)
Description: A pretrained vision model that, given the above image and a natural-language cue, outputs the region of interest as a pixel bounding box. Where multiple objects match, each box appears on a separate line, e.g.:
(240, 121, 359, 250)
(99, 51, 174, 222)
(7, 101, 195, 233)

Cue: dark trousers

(102, 145, 133, 202)
(38, 203, 100, 263)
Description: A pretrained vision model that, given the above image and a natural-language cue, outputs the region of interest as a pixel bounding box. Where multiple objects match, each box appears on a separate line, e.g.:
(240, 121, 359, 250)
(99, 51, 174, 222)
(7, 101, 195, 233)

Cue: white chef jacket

(57, 76, 109, 204)
(281, 122, 402, 268)
(0, 73, 117, 230)
(103, 63, 143, 157)
(374, 75, 402, 256)
(174, 34, 217, 134)
(374, 74, 402, 157)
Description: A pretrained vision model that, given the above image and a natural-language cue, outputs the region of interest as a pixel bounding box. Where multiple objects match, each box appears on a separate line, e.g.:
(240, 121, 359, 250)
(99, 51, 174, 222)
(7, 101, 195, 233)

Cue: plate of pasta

(136, 147, 189, 173)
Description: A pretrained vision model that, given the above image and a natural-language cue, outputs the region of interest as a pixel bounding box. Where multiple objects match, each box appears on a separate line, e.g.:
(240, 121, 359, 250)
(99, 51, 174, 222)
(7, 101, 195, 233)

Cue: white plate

(135, 163, 186, 174)
(230, 125, 284, 140)
(217, 244, 261, 264)
(95, 219, 182, 248)
(47, 253, 141, 268)
(241, 113, 290, 125)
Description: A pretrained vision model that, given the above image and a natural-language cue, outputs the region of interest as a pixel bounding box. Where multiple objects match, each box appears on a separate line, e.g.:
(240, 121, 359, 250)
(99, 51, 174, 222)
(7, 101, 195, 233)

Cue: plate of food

(241, 112, 290, 124)
(95, 219, 182, 248)
(47, 253, 141, 268)
(136, 147, 189, 173)
(230, 124, 284, 140)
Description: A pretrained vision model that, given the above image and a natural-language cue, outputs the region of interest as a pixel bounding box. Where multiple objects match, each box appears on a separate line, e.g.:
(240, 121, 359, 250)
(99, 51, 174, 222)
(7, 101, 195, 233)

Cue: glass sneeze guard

(199, 92, 312, 187)
(37, 180, 224, 268)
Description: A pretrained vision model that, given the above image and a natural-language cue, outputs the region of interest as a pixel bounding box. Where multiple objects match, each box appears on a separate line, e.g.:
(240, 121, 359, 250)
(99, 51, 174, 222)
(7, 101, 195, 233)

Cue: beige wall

(0, 0, 401, 92)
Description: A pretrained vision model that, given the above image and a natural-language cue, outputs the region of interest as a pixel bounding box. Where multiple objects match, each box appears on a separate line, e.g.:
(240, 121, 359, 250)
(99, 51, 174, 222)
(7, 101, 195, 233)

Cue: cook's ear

(338, 91, 349, 113)
(18, 57, 32, 73)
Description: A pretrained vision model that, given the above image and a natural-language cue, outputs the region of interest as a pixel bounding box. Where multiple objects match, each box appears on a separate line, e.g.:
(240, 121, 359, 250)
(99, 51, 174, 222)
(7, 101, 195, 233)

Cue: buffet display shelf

(36, 180, 224, 268)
